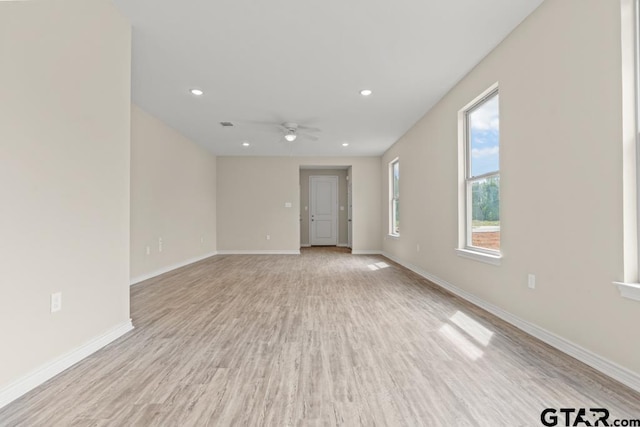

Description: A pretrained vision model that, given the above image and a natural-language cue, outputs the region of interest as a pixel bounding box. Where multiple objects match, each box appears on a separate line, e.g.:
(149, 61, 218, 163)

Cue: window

(389, 158, 399, 236)
(615, 0, 640, 300)
(636, 0, 640, 133)
(635, 0, 640, 274)
(461, 88, 500, 256)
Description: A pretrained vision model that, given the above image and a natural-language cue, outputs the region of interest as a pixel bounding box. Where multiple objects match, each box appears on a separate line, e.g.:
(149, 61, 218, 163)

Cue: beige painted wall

(130, 105, 217, 281)
(0, 0, 131, 388)
(382, 0, 640, 375)
(217, 157, 380, 252)
(300, 169, 349, 246)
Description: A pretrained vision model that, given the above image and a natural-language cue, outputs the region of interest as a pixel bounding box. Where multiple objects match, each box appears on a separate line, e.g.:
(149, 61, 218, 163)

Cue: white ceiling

(112, 0, 542, 157)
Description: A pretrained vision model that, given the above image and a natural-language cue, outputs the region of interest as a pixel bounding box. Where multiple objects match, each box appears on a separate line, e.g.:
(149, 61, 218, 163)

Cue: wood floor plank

(1, 247, 639, 426)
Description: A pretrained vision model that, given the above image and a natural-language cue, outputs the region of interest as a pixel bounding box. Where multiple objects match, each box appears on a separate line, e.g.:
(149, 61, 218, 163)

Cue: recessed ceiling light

(360, 89, 372, 96)
(242, 142, 250, 147)
(342, 142, 349, 147)
(190, 88, 204, 96)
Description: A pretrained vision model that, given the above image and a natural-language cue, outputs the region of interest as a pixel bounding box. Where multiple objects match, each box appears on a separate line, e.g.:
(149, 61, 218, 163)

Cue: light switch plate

(527, 274, 536, 289)
(51, 292, 62, 313)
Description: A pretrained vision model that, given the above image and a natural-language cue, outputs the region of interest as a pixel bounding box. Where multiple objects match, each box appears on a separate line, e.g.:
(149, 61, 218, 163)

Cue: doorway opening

(299, 166, 351, 250)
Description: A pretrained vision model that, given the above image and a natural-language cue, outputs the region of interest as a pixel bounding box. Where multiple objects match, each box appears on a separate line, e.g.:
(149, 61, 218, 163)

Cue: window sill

(455, 248, 502, 266)
(387, 234, 400, 240)
(613, 282, 640, 302)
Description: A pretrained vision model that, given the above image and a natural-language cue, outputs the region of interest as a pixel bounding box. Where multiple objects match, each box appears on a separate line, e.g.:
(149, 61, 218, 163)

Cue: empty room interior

(2, 0, 640, 425)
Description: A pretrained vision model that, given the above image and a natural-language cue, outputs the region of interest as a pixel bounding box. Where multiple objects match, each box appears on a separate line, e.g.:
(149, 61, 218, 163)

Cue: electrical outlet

(200, 236, 204, 244)
(528, 274, 536, 289)
(146, 246, 150, 255)
(158, 237, 163, 253)
(51, 292, 62, 313)
(417, 243, 420, 252)
(266, 234, 271, 240)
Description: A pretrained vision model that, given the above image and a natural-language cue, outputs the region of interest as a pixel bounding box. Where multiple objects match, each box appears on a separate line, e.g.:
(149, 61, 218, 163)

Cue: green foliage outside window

(471, 176, 500, 222)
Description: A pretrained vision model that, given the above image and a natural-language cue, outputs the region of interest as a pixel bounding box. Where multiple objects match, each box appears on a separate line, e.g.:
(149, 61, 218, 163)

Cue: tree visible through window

(390, 158, 399, 236)
(466, 91, 500, 251)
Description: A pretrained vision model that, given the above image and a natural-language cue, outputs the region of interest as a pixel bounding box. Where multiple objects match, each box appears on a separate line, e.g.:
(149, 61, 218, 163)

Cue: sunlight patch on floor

(439, 324, 484, 361)
(367, 262, 390, 271)
(450, 311, 494, 347)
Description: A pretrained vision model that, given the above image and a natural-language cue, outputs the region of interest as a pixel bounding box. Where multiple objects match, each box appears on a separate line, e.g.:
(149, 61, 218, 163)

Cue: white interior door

(310, 176, 338, 245)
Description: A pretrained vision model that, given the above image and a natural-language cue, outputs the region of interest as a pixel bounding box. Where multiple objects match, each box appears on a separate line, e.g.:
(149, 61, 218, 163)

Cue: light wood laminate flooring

(1, 248, 639, 426)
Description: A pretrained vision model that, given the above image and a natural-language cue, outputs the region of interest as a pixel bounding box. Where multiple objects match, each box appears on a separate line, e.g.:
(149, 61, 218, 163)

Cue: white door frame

(309, 175, 338, 246)
(347, 173, 352, 248)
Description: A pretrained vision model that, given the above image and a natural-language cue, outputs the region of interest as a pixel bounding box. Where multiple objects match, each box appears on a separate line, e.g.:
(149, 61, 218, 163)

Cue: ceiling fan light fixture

(360, 89, 373, 96)
(190, 88, 204, 96)
(284, 132, 297, 142)
(342, 142, 349, 147)
(242, 142, 250, 147)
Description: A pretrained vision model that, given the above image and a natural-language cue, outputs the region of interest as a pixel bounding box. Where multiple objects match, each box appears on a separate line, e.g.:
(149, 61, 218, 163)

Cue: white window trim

(389, 157, 400, 237)
(614, 282, 640, 302)
(455, 248, 502, 266)
(456, 83, 502, 265)
(616, 0, 640, 301)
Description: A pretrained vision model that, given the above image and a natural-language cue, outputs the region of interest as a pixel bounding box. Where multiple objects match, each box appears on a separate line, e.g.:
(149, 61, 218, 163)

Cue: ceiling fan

(230, 120, 321, 143)
(278, 122, 321, 143)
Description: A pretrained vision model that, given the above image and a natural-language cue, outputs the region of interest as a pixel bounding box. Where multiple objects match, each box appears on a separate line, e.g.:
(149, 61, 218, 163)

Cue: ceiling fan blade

(234, 121, 280, 132)
(298, 125, 321, 133)
(300, 132, 319, 141)
(270, 134, 285, 145)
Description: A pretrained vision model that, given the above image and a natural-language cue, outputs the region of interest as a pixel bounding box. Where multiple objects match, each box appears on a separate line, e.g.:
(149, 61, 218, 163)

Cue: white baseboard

(217, 250, 301, 255)
(351, 250, 383, 255)
(301, 244, 350, 248)
(130, 251, 217, 286)
(381, 252, 640, 394)
(0, 319, 134, 410)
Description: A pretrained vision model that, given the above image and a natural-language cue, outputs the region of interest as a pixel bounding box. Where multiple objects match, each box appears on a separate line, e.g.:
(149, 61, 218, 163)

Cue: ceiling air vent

(220, 121, 234, 127)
